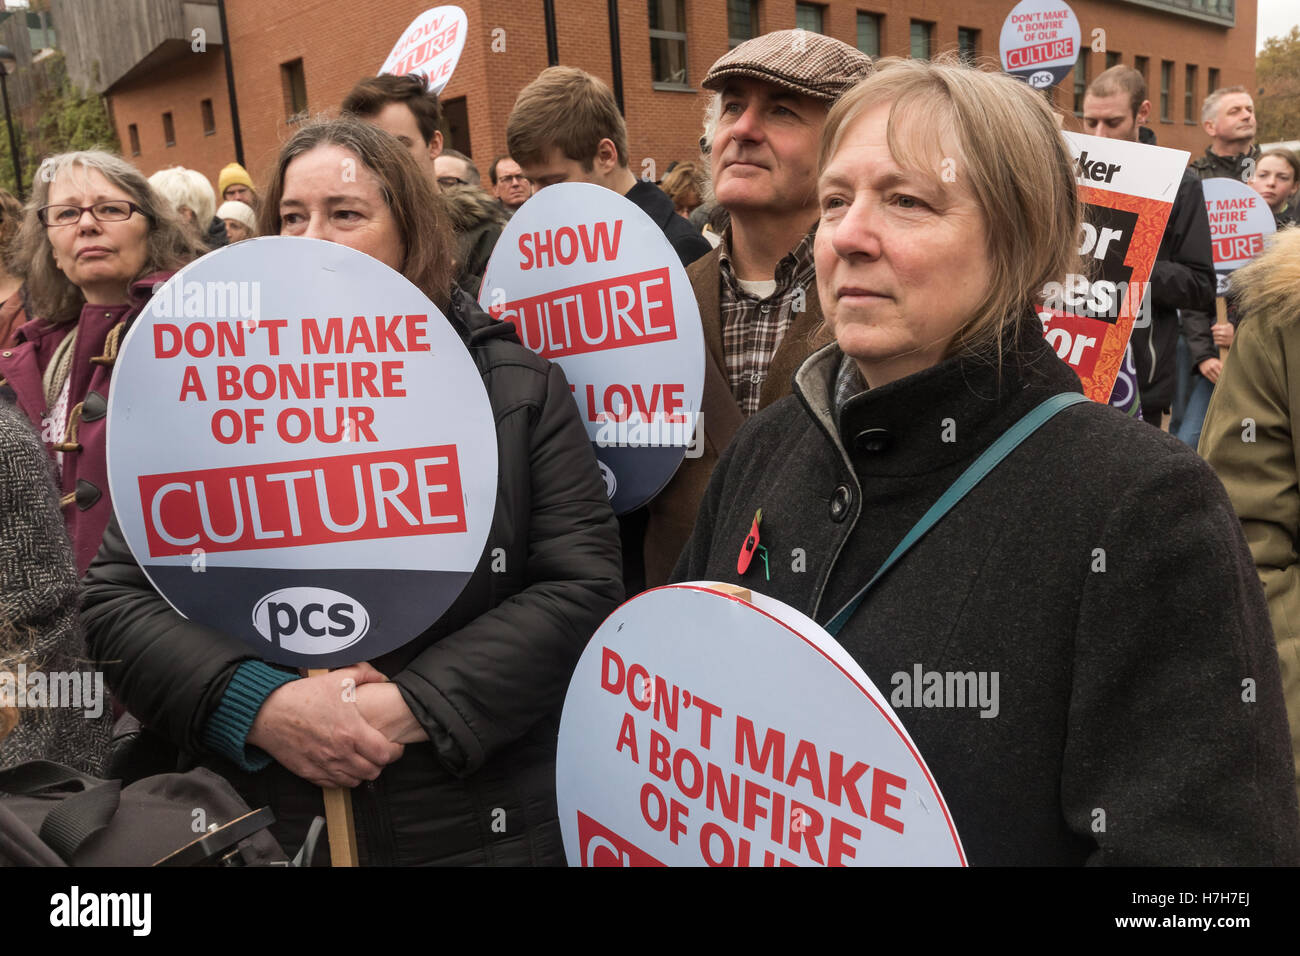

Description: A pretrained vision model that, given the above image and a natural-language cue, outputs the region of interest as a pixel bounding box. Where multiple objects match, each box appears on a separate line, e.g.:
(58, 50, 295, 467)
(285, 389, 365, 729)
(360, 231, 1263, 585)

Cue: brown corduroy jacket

(642, 243, 831, 586)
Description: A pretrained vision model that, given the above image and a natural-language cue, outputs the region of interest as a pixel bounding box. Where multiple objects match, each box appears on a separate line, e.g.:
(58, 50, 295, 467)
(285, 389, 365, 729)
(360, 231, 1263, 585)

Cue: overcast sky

(1258, 0, 1299, 49)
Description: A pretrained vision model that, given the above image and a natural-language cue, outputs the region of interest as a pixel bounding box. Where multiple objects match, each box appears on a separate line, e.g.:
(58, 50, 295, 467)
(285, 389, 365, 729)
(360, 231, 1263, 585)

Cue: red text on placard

(490, 267, 676, 359)
(1006, 38, 1074, 69)
(1212, 233, 1264, 263)
(138, 445, 466, 557)
(390, 21, 459, 75)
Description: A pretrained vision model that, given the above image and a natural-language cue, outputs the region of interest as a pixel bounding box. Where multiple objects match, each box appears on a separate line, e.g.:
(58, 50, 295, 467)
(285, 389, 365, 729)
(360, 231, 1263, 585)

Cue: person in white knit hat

(216, 199, 257, 244)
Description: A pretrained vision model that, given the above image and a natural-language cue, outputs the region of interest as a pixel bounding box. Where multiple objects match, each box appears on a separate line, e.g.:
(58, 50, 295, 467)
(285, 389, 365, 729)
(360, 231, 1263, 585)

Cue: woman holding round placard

(0, 152, 203, 575)
(674, 57, 1300, 864)
(81, 118, 623, 866)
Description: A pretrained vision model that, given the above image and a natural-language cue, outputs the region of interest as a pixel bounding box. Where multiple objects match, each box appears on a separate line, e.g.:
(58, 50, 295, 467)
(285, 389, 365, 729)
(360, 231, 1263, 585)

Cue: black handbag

(0, 758, 303, 866)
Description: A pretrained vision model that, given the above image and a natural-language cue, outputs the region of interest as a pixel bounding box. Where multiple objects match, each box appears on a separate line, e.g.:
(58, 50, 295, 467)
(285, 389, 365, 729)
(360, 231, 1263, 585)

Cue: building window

(281, 58, 308, 122)
(649, 0, 689, 88)
(128, 123, 140, 157)
(1184, 64, 1197, 123)
(910, 20, 932, 60)
(1105, 51, 1121, 68)
(957, 28, 979, 63)
(441, 96, 471, 155)
(1073, 50, 1089, 115)
(1208, 67, 1220, 94)
(162, 112, 175, 147)
(857, 12, 881, 58)
(26, 10, 55, 50)
(795, 3, 823, 33)
(1134, 55, 1149, 84)
(727, 0, 758, 49)
(1160, 60, 1173, 121)
(201, 98, 216, 136)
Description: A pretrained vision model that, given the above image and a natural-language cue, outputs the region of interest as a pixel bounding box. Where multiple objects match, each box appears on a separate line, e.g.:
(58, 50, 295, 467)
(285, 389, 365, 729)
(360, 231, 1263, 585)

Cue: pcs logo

(252, 587, 370, 655)
(598, 461, 617, 500)
(1029, 70, 1055, 89)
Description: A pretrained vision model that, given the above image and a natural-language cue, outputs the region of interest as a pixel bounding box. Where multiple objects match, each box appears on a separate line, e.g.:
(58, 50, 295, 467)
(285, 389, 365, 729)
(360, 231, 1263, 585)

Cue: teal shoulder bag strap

(823, 391, 1088, 637)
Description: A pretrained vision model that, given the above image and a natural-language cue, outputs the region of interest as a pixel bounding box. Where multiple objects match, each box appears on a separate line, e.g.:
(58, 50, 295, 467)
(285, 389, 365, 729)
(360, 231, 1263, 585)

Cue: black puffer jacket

(80, 287, 623, 865)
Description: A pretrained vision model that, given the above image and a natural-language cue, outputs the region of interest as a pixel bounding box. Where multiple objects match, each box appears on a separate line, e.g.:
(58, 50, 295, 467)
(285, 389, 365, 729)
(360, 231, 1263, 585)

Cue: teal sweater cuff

(203, 661, 299, 772)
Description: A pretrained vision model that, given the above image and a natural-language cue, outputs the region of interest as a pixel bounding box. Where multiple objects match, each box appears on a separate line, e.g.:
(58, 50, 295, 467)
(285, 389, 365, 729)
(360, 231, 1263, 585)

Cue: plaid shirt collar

(716, 224, 819, 299)
(716, 222, 820, 416)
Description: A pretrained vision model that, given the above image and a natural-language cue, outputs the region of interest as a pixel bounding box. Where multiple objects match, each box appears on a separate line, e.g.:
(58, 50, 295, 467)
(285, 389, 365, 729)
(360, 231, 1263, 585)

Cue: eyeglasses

(39, 201, 145, 227)
(437, 176, 467, 188)
(498, 174, 529, 185)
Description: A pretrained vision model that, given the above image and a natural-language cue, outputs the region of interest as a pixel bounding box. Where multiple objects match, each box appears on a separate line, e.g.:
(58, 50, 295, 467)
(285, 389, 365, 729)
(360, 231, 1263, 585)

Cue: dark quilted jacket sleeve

(392, 359, 624, 776)
(81, 516, 260, 754)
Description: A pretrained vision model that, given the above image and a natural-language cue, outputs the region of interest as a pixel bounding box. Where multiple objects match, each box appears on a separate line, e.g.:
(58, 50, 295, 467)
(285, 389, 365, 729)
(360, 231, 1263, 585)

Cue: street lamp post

(0, 45, 22, 200)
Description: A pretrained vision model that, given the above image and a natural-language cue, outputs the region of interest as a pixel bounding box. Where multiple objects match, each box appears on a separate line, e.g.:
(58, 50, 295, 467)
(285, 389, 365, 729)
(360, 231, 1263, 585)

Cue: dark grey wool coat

(673, 322, 1300, 865)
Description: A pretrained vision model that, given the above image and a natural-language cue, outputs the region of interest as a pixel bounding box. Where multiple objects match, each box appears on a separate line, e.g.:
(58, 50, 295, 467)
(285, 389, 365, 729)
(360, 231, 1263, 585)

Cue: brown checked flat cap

(702, 29, 873, 102)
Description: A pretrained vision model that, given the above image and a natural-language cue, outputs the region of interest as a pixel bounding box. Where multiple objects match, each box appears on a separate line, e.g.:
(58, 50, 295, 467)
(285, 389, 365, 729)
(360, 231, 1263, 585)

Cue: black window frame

(1160, 60, 1173, 122)
(727, 0, 759, 49)
(281, 58, 309, 123)
(910, 20, 932, 60)
(649, 0, 691, 90)
(957, 27, 979, 64)
(795, 2, 824, 34)
(856, 11, 882, 58)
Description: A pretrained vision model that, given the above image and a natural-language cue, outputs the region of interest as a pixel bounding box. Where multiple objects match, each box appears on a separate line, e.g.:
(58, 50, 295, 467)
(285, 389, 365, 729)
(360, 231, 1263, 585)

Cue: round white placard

(479, 183, 705, 514)
(556, 585, 966, 866)
(107, 237, 497, 667)
(380, 6, 468, 94)
(999, 0, 1081, 90)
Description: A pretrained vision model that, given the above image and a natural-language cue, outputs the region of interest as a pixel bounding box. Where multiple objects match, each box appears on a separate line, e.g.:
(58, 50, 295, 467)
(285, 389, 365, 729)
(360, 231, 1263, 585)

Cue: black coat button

(854, 427, 892, 454)
(829, 483, 852, 522)
(75, 479, 101, 511)
(81, 390, 107, 422)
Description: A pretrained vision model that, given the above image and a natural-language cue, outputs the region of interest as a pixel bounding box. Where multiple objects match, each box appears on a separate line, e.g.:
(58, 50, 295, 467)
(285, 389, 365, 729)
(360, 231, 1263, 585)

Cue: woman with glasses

(0, 151, 203, 574)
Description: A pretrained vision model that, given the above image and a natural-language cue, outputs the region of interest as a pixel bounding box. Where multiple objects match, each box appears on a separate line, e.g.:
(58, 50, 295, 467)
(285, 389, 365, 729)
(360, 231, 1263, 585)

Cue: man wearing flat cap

(645, 30, 872, 587)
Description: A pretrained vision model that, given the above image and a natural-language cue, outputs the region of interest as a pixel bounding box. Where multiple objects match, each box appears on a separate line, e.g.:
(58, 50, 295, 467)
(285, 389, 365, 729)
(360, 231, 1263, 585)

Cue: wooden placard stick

(306, 667, 359, 867)
(1215, 296, 1230, 363)
(707, 582, 752, 602)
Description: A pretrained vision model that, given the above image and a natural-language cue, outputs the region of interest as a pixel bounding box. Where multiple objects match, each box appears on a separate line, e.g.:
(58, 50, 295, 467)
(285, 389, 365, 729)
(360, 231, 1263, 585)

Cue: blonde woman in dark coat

(676, 57, 1300, 865)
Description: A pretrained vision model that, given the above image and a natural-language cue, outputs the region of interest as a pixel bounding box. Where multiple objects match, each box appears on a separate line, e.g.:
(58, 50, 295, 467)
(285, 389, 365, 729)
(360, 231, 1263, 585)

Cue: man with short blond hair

(644, 31, 872, 587)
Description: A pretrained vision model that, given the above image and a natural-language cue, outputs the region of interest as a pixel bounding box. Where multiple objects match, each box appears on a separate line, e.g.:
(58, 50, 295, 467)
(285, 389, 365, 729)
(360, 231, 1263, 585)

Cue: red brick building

(56, 0, 1257, 191)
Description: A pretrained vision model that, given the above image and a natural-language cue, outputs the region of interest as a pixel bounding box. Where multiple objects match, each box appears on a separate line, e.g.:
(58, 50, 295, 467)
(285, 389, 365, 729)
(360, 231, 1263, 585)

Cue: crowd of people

(2, 28, 1300, 866)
